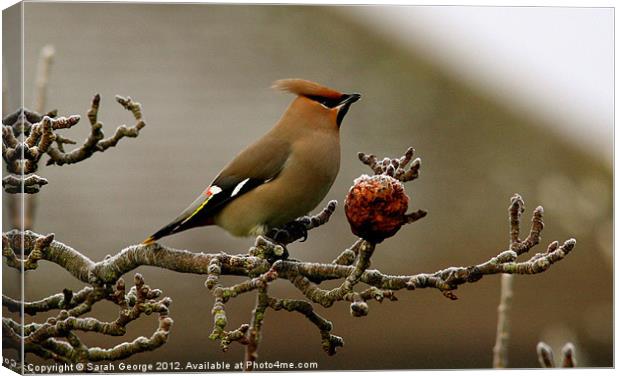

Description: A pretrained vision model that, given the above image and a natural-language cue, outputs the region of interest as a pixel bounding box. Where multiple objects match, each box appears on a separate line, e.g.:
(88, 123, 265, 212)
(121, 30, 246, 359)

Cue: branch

(2, 111, 80, 175)
(244, 287, 269, 370)
(274, 237, 575, 302)
(3, 286, 93, 315)
(358, 146, 421, 182)
(4, 228, 575, 299)
(3, 212, 574, 360)
(3, 274, 173, 363)
(276, 240, 377, 309)
(2, 108, 52, 136)
(2, 174, 48, 194)
(2, 148, 576, 365)
(493, 273, 513, 368)
(278, 200, 338, 244)
(1, 95, 143, 193)
(46, 95, 145, 166)
(268, 297, 343, 355)
(207, 257, 251, 352)
(331, 239, 363, 266)
(493, 193, 545, 368)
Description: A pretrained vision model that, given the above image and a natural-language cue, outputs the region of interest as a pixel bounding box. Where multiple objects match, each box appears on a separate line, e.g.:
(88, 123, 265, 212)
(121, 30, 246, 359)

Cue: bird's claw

(266, 228, 290, 244)
(287, 220, 309, 242)
(267, 219, 309, 244)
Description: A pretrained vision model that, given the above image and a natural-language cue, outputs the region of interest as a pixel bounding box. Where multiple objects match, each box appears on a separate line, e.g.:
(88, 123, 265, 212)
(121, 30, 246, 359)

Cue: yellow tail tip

(142, 236, 156, 246)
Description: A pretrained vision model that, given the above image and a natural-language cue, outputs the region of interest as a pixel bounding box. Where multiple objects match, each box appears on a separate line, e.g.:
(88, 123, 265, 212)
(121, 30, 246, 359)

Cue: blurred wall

(342, 6, 614, 164)
(2, 3, 612, 369)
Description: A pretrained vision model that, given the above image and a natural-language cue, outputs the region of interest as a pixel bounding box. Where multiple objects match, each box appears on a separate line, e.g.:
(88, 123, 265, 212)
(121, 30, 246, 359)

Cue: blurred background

(2, 3, 613, 369)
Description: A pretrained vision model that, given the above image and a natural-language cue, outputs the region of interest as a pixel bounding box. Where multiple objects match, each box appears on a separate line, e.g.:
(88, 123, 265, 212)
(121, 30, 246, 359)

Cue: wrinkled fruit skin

(344, 174, 409, 243)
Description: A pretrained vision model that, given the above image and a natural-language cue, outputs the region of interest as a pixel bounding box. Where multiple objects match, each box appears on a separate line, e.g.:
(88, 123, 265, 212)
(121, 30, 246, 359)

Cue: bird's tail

(142, 190, 216, 246)
(141, 219, 186, 246)
(141, 236, 157, 246)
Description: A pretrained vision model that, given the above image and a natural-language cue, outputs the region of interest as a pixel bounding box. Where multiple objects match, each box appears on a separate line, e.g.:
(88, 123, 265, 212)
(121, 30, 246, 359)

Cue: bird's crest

(272, 79, 343, 100)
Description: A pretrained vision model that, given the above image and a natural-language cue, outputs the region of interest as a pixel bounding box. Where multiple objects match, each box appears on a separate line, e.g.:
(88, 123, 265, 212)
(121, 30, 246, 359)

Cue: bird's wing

(143, 136, 291, 244)
(178, 175, 267, 227)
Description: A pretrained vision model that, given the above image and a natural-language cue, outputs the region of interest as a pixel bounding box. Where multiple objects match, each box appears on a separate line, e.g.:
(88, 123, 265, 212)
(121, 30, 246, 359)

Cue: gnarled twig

(2, 148, 576, 366)
(3, 274, 173, 364)
(46, 95, 145, 166)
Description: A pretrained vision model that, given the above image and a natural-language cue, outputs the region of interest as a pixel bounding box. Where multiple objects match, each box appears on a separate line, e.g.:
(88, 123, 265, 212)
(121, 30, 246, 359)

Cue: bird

(142, 79, 361, 245)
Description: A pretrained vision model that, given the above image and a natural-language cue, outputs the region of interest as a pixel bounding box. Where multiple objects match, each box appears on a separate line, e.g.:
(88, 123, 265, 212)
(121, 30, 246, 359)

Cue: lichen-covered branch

(493, 273, 513, 368)
(46, 95, 145, 166)
(268, 297, 343, 355)
(3, 273, 173, 364)
(332, 239, 363, 266)
(274, 240, 377, 309)
(358, 146, 421, 182)
(2, 111, 80, 175)
(4, 226, 574, 297)
(206, 256, 251, 352)
(2, 148, 576, 366)
(493, 194, 521, 368)
(3, 286, 93, 315)
(3, 200, 575, 362)
(244, 287, 269, 370)
(265, 200, 338, 247)
(1, 94, 145, 194)
(493, 193, 546, 368)
(2, 174, 48, 194)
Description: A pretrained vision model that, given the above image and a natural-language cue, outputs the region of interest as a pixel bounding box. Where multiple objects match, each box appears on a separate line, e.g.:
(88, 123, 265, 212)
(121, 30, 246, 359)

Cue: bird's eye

(307, 95, 339, 109)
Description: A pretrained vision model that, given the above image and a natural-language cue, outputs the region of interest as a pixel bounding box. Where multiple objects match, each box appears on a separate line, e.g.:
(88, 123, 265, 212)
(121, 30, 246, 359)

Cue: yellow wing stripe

(180, 185, 221, 226)
(180, 195, 212, 225)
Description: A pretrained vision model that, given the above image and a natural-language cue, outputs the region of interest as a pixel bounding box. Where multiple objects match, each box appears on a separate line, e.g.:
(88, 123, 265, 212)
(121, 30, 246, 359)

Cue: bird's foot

(266, 228, 289, 244)
(285, 220, 309, 242)
(266, 220, 309, 245)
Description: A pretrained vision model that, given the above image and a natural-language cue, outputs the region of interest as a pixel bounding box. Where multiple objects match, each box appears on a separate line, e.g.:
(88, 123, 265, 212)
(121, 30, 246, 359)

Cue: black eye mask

(306, 94, 347, 108)
(306, 93, 361, 127)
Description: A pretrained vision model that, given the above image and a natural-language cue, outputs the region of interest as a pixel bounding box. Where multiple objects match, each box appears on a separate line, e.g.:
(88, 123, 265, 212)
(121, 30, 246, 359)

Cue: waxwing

(143, 79, 360, 244)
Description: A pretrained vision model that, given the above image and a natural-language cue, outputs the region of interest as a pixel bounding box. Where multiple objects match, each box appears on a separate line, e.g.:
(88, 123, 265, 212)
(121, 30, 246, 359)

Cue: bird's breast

(214, 131, 340, 236)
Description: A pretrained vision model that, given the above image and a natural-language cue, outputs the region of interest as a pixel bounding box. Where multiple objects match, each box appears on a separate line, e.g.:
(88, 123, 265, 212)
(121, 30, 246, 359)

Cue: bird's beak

(338, 93, 362, 107)
(336, 93, 361, 127)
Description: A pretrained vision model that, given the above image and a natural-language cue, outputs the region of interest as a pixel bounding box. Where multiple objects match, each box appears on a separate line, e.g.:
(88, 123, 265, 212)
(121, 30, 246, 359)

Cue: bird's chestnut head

(272, 78, 360, 129)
